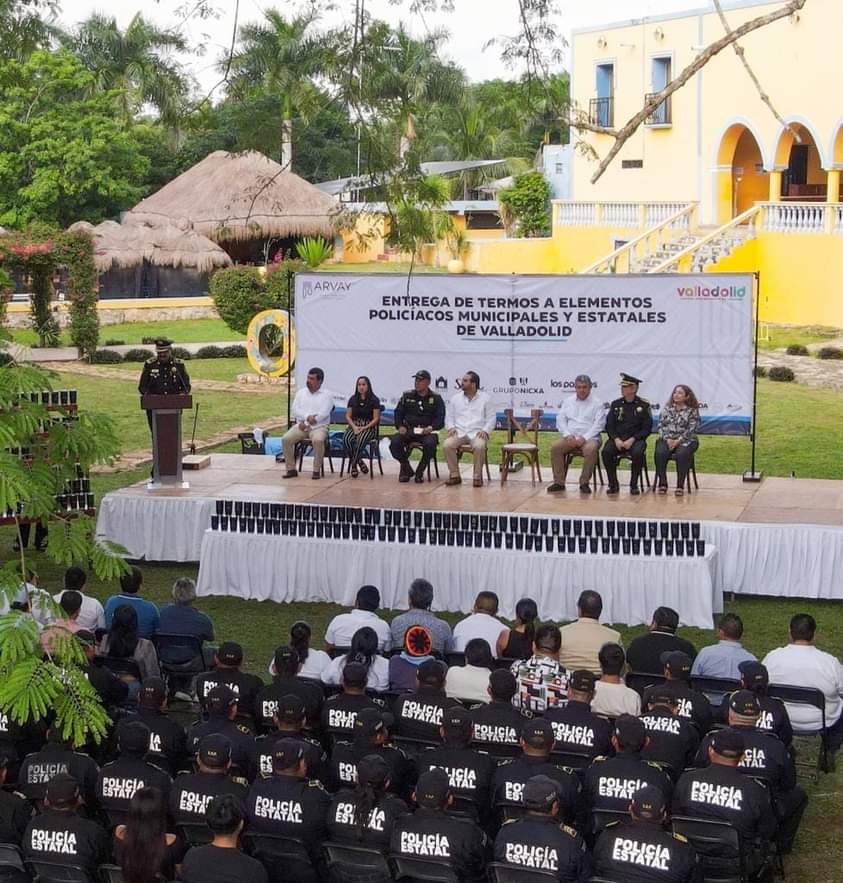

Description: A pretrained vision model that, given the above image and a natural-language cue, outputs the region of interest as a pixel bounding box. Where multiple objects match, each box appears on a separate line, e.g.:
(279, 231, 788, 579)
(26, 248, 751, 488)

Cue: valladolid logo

(676, 284, 746, 300)
(300, 279, 353, 301)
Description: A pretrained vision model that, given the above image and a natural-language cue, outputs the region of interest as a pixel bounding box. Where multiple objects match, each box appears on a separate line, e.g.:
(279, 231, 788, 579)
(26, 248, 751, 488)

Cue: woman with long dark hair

(497, 598, 539, 659)
(321, 626, 389, 692)
(343, 376, 381, 477)
(654, 383, 701, 496)
(97, 603, 159, 681)
(289, 620, 331, 679)
(114, 786, 185, 883)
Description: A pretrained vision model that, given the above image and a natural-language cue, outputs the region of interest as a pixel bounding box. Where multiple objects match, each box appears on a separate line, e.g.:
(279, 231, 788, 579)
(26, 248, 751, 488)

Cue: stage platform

(96, 453, 843, 604)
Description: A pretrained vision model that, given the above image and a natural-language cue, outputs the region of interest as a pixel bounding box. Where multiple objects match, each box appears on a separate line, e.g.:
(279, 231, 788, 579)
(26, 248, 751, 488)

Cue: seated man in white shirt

(325, 585, 392, 652)
(591, 642, 641, 719)
(443, 371, 496, 488)
(53, 566, 105, 632)
(763, 612, 843, 750)
(451, 591, 507, 658)
(548, 373, 606, 495)
(281, 366, 334, 480)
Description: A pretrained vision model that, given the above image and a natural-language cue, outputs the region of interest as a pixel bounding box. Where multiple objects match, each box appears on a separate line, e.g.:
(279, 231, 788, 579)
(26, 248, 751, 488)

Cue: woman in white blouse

(268, 621, 331, 680)
(322, 626, 389, 693)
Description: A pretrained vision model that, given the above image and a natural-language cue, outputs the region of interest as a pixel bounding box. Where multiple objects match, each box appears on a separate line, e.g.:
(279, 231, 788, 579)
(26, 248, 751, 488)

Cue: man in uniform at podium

(138, 338, 192, 435)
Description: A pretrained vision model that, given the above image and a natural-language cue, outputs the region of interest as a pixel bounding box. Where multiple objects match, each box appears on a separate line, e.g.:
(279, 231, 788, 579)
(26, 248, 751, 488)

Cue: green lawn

(110, 356, 254, 384)
(10, 318, 243, 348)
(758, 323, 842, 352)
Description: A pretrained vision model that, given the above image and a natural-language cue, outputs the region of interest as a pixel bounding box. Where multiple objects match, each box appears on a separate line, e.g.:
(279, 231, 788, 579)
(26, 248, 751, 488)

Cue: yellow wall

(466, 237, 562, 274)
(733, 130, 768, 215)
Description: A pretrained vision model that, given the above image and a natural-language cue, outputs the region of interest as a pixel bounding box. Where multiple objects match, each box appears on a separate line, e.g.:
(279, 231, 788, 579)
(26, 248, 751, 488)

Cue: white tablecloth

(195, 530, 721, 627)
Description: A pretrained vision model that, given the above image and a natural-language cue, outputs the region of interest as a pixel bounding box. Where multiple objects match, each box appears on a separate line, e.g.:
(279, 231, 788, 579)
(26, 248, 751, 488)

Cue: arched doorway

(773, 121, 826, 200)
(716, 123, 768, 222)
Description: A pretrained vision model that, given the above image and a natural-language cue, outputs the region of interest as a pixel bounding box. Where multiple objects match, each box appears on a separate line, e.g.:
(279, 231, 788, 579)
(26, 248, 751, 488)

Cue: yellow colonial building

(466, 0, 843, 327)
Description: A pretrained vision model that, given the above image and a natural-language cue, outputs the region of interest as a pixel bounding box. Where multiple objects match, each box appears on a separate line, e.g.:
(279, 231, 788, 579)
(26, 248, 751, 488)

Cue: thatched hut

(126, 150, 338, 263)
(69, 217, 232, 298)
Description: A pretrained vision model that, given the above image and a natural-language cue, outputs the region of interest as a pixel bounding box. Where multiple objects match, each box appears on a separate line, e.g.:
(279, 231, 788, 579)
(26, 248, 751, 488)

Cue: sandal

(359, 461, 369, 475)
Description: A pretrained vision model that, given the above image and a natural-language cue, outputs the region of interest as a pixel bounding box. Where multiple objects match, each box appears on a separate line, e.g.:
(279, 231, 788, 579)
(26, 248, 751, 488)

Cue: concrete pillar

(768, 171, 783, 203)
(714, 169, 733, 224)
(826, 169, 840, 203)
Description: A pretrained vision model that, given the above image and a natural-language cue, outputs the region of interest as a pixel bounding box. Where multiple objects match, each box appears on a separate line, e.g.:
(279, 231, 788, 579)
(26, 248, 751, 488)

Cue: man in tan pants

(444, 371, 496, 487)
(548, 374, 606, 495)
(281, 367, 334, 479)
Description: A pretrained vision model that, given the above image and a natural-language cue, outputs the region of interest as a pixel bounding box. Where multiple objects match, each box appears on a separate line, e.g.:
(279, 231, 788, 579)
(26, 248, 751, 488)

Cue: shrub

(103, 338, 125, 346)
(171, 346, 192, 360)
(817, 346, 843, 360)
(498, 171, 552, 238)
(141, 336, 156, 345)
(264, 262, 303, 310)
(221, 344, 247, 358)
(768, 366, 795, 382)
(89, 349, 123, 364)
(295, 236, 333, 268)
(122, 348, 154, 362)
(196, 345, 223, 359)
(753, 365, 767, 378)
(785, 344, 809, 356)
(0, 350, 13, 366)
(209, 267, 277, 335)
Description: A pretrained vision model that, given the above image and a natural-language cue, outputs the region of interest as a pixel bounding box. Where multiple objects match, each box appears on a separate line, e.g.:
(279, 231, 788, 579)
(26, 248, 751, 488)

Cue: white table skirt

(195, 530, 721, 628)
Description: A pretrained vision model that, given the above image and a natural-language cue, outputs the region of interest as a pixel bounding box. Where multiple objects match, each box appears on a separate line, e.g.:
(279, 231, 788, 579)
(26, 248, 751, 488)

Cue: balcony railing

(554, 201, 693, 228)
(760, 201, 843, 235)
(645, 92, 671, 126)
(589, 96, 614, 128)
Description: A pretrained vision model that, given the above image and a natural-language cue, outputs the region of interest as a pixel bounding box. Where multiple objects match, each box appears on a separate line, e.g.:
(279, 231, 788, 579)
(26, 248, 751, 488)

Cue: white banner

(294, 272, 755, 435)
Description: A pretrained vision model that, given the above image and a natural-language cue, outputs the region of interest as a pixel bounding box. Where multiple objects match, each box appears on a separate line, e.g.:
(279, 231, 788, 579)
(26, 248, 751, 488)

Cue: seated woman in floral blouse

(654, 384, 700, 496)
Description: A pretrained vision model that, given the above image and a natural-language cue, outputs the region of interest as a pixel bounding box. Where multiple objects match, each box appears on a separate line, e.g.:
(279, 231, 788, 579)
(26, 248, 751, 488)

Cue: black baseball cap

(660, 651, 692, 678)
(357, 754, 390, 788)
(207, 685, 238, 714)
(712, 729, 745, 759)
(273, 646, 300, 673)
(415, 768, 450, 807)
(413, 369, 431, 380)
(119, 721, 150, 756)
(729, 690, 761, 717)
(342, 661, 368, 689)
(614, 714, 646, 750)
(354, 708, 393, 740)
(198, 734, 232, 769)
(523, 775, 560, 812)
(630, 785, 665, 820)
(275, 694, 306, 724)
(647, 686, 679, 707)
(217, 642, 243, 666)
(139, 677, 167, 707)
(441, 706, 472, 741)
(272, 738, 305, 771)
(417, 659, 446, 687)
(521, 719, 555, 750)
(46, 773, 80, 806)
(739, 660, 769, 687)
(569, 670, 597, 693)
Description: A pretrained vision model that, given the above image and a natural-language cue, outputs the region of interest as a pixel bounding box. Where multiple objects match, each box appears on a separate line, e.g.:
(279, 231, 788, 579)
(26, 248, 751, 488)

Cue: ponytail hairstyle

(119, 786, 168, 883)
(353, 754, 390, 838)
(515, 597, 539, 647)
(345, 626, 378, 675)
(290, 620, 311, 664)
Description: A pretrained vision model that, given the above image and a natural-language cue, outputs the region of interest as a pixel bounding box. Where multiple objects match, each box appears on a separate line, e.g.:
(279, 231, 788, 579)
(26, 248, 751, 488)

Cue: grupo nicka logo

(676, 284, 746, 300)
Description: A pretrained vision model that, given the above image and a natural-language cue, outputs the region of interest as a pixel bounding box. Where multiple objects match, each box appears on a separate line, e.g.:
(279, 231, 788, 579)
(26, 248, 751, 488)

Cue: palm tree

(67, 12, 189, 125)
(226, 9, 325, 170)
(443, 99, 511, 198)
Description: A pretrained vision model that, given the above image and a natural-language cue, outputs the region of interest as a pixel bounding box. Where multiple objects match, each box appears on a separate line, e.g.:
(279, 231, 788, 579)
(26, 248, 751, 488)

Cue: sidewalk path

(758, 351, 843, 391)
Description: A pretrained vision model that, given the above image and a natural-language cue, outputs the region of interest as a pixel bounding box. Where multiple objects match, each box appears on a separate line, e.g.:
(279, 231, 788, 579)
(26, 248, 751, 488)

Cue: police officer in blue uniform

(389, 370, 446, 483)
(602, 373, 652, 495)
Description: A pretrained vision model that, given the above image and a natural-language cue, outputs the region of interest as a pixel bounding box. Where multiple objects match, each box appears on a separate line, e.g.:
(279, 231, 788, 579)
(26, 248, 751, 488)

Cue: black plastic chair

(245, 832, 319, 883)
(98, 865, 124, 883)
(179, 822, 214, 847)
(589, 809, 630, 845)
(295, 440, 336, 474)
(549, 748, 593, 769)
(24, 859, 93, 883)
(690, 675, 740, 706)
(625, 670, 664, 698)
(405, 440, 440, 481)
(339, 434, 384, 480)
(444, 652, 466, 668)
(768, 683, 830, 776)
(653, 449, 700, 493)
(323, 842, 391, 883)
(616, 450, 651, 491)
(152, 633, 206, 692)
(389, 855, 459, 883)
(560, 449, 605, 489)
(671, 815, 751, 883)
(487, 863, 560, 883)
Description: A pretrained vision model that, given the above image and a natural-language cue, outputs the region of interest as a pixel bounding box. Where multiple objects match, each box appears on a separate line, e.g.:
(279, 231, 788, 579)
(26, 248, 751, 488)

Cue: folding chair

(487, 863, 559, 883)
(625, 671, 664, 698)
(24, 859, 93, 883)
(323, 842, 391, 883)
(179, 822, 214, 847)
(549, 748, 594, 769)
(245, 832, 320, 883)
(616, 450, 651, 491)
(768, 683, 830, 776)
(671, 815, 762, 883)
(152, 633, 206, 695)
(339, 433, 384, 480)
(560, 447, 605, 489)
(690, 676, 740, 707)
(405, 440, 440, 481)
(500, 409, 543, 484)
(589, 809, 630, 845)
(98, 866, 124, 883)
(389, 855, 459, 883)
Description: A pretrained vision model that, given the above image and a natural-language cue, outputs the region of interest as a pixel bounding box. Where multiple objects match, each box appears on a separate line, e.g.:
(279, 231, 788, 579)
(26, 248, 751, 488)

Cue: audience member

(640, 690, 700, 778)
(53, 566, 105, 632)
(393, 660, 461, 743)
(544, 670, 612, 763)
(559, 591, 621, 674)
(762, 613, 843, 749)
(690, 613, 756, 679)
(157, 577, 215, 665)
(196, 642, 263, 718)
(105, 567, 160, 638)
(322, 627, 389, 692)
(320, 662, 381, 740)
(181, 794, 268, 883)
(18, 727, 99, 807)
(389, 626, 435, 691)
(445, 637, 493, 703)
(253, 694, 326, 782)
(497, 598, 539, 660)
(187, 686, 255, 777)
(325, 585, 391, 652)
(97, 604, 160, 682)
(591, 643, 641, 718)
(0, 750, 32, 845)
(75, 629, 129, 707)
(113, 785, 185, 883)
(511, 624, 569, 714)
(117, 678, 188, 776)
(642, 651, 713, 736)
(39, 590, 83, 652)
(256, 646, 324, 731)
(626, 606, 697, 673)
(470, 670, 533, 756)
(289, 620, 331, 679)
(731, 661, 793, 746)
(389, 578, 453, 654)
(328, 709, 410, 795)
(451, 591, 507, 658)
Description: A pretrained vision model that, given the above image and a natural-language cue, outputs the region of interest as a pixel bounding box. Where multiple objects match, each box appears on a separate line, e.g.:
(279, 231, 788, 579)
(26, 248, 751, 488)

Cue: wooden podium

(142, 394, 193, 489)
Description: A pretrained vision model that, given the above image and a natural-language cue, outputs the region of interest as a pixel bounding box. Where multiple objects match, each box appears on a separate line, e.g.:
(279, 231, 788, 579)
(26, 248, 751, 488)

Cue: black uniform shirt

(625, 633, 698, 675)
(187, 716, 254, 777)
(393, 389, 446, 432)
(694, 726, 795, 793)
(321, 692, 380, 738)
(83, 662, 130, 708)
(138, 357, 191, 396)
(182, 843, 269, 883)
(245, 775, 330, 852)
(96, 757, 172, 820)
(717, 693, 793, 747)
(328, 741, 411, 795)
(605, 396, 652, 441)
(643, 682, 713, 736)
(170, 771, 248, 824)
(417, 745, 494, 811)
(494, 814, 590, 882)
(640, 709, 700, 776)
(255, 677, 323, 731)
(195, 669, 264, 718)
(18, 744, 100, 806)
(392, 689, 461, 743)
(583, 751, 674, 813)
(0, 789, 31, 845)
(593, 820, 700, 883)
(117, 708, 188, 775)
(253, 732, 326, 782)
(326, 789, 410, 849)
(492, 756, 581, 823)
(23, 810, 109, 873)
(544, 700, 613, 761)
(470, 701, 532, 756)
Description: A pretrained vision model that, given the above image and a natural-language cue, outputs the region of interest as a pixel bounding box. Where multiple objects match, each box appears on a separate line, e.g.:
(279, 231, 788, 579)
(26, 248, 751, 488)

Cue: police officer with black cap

(187, 685, 255, 780)
(328, 708, 410, 795)
(593, 785, 701, 882)
(721, 661, 793, 747)
(417, 707, 494, 822)
(391, 767, 489, 883)
(252, 694, 326, 782)
(389, 370, 446, 483)
(0, 749, 31, 846)
(138, 338, 192, 442)
(171, 734, 248, 827)
(393, 659, 461, 744)
(23, 774, 109, 877)
(470, 669, 533, 757)
(321, 661, 382, 742)
(544, 670, 612, 763)
(255, 646, 324, 732)
(96, 721, 171, 825)
(643, 652, 713, 736)
(494, 774, 590, 881)
(695, 690, 806, 854)
(492, 720, 580, 825)
(640, 688, 700, 779)
(18, 727, 100, 809)
(602, 372, 652, 496)
(195, 642, 264, 722)
(116, 677, 188, 776)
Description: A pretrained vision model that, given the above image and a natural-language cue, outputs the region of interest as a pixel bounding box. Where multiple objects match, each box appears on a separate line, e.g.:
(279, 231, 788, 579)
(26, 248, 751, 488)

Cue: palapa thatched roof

(126, 150, 338, 242)
(69, 217, 232, 274)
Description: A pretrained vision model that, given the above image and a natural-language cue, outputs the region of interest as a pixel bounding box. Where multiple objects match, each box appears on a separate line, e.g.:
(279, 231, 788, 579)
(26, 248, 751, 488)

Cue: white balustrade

(762, 202, 826, 234)
(557, 202, 597, 226)
(834, 205, 843, 235)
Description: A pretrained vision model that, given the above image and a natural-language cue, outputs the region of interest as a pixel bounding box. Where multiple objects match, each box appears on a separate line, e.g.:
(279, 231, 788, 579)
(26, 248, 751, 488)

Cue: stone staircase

(635, 223, 754, 273)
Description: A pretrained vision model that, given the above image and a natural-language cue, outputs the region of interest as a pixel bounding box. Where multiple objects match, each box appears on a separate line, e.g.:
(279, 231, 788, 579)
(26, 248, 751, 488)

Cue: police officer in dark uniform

(602, 372, 652, 495)
(391, 768, 489, 883)
(392, 659, 461, 745)
(115, 678, 188, 776)
(255, 646, 324, 733)
(544, 670, 612, 764)
(417, 707, 494, 823)
(492, 720, 580, 826)
(494, 775, 591, 882)
(170, 735, 248, 828)
(23, 774, 109, 878)
(195, 642, 264, 724)
(187, 686, 255, 780)
(138, 338, 191, 437)
(640, 689, 700, 779)
(593, 785, 701, 882)
(389, 370, 446, 483)
(76, 630, 129, 709)
(694, 690, 806, 855)
(245, 739, 330, 882)
(320, 662, 382, 743)
(470, 669, 533, 758)
(719, 661, 793, 748)
(96, 722, 172, 826)
(18, 728, 100, 809)
(252, 694, 326, 782)
(0, 749, 32, 846)
(643, 652, 713, 737)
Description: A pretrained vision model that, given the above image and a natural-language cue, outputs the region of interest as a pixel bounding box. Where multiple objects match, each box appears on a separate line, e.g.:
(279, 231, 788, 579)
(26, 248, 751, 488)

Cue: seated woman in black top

(496, 597, 538, 660)
(344, 376, 381, 477)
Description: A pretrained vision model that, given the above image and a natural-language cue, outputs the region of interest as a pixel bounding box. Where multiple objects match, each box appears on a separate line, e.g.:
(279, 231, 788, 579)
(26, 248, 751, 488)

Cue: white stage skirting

(96, 492, 843, 601)
(194, 529, 722, 628)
